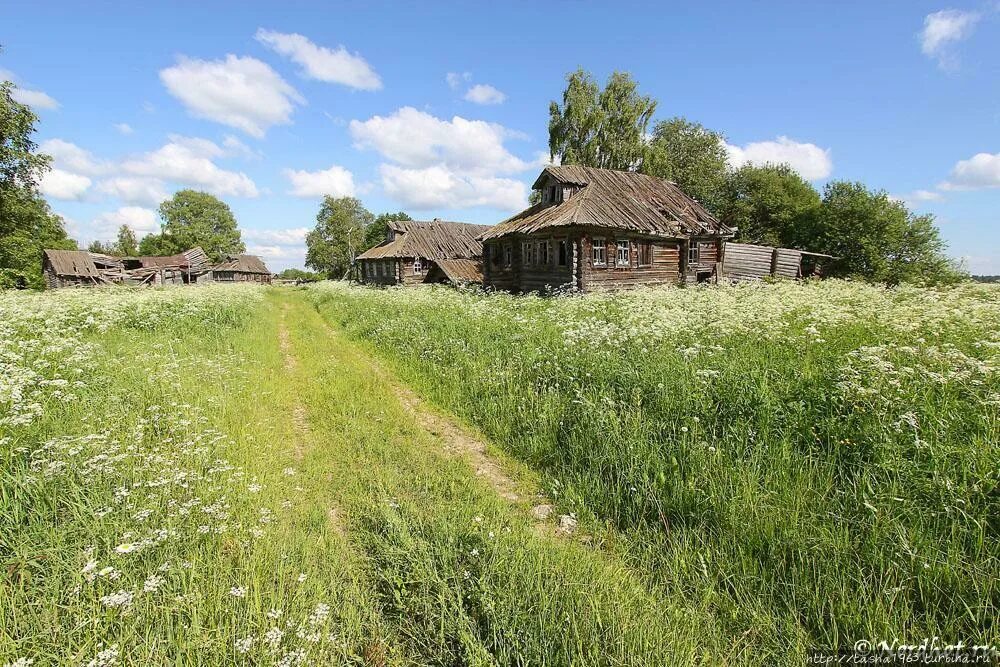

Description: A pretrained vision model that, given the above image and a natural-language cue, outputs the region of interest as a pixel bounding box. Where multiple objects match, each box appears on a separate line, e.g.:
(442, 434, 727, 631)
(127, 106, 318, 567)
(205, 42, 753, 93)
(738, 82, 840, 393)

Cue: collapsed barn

(41, 247, 271, 289)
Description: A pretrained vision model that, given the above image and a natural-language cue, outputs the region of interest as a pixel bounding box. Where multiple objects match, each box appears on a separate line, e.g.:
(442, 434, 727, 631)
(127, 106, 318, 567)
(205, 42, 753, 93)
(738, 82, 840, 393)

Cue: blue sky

(3, 1, 998, 272)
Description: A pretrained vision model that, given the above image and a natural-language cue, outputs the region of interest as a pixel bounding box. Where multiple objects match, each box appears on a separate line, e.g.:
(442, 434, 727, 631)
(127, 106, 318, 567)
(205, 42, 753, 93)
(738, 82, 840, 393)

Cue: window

(522, 241, 532, 265)
(503, 244, 512, 268)
(550, 186, 558, 203)
(617, 240, 630, 266)
(413, 257, 423, 274)
(557, 240, 568, 266)
(539, 240, 550, 265)
(562, 186, 575, 201)
(688, 243, 700, 265)
(490, 244, 500, 267)
(592, 238, 606, 266)
(639, 242, 652, 267)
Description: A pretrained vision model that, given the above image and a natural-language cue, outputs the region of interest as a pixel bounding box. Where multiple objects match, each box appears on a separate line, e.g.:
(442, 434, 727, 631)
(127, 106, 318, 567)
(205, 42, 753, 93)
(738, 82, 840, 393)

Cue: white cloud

(283, 165, 357, 198)
(243, 227, 309, 245)
(39, 139, 109, 176)
(464, 83, 506, 105)
(11, 87, 59, 110)
(96, 177, 170, 206)
(91, 206, 160, 238)
(725, 136, 833, 180)
(446, 71, 471, 90)
(255, 29, 381, 91)
(39, 169, 92, 200)
(904, 189, 945, 203)
(350, 106, 528, 175)
(939, 152, 1000, 190)
(222, 134, 262, 160)
(115, 123, 134, 135)
(121, 138, 259, 198)
(921, 9, 980, 69)
(159, 54, 303, 137)
(379, 164, 526, 210)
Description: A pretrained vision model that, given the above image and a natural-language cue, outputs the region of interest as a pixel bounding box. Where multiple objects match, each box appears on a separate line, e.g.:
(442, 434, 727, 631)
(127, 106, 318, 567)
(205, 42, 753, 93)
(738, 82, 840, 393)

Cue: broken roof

(480, 166, 734, 241)
(212, 254, 271, 274)
(357, 220, 490, 260)
(43, 250, 102, 278)
(435, 258, 484, 283)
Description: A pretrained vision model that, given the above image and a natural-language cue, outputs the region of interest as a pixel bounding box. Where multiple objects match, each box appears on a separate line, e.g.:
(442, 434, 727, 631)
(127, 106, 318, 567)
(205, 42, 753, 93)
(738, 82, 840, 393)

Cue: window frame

(616, 240, 631, 267)
(413, 257, 423, 275)
(639, 242, 652, 267)
(540, 240, 550, 266)
(592, 237, 606, 267)
(503, 243, 512, 268)
(557, 239, 568, 267)
(688, 242, 700, 266)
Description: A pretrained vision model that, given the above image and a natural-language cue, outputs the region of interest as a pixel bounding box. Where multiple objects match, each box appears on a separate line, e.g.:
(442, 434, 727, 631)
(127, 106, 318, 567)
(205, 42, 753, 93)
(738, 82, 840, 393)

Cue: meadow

(1, 280, 997, 665)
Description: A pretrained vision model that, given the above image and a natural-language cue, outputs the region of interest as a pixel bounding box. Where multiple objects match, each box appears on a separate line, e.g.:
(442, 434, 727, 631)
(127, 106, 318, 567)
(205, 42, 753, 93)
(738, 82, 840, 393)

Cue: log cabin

(356, 219, 490, 286)
(480, 166, 735, 293)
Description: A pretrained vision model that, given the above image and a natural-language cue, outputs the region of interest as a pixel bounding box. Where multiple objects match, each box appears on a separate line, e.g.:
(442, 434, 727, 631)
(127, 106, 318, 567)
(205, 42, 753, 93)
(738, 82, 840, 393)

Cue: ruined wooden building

(42, 247, 271, 288)
(356, 220, 490, 286)
(480, 166, 735, 292)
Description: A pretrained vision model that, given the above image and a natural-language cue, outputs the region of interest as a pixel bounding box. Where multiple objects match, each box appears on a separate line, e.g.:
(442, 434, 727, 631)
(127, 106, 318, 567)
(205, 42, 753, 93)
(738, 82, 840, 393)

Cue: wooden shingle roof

(435, 258, 484, 283)
(212, 254, 270, 274)
(43, 249, 102, 277)
(357, 220, 489, 261)
(480, 166, 734, 241)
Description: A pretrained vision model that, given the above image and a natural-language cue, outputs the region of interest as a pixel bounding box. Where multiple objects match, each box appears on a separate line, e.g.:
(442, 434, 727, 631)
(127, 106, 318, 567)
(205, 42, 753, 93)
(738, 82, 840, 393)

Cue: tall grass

(308, 280, 1000, 654)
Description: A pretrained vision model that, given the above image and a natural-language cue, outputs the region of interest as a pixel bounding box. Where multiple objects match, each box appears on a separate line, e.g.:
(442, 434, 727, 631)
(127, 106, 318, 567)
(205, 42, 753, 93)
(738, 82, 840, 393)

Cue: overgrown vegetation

(309, 280, 1000, 657)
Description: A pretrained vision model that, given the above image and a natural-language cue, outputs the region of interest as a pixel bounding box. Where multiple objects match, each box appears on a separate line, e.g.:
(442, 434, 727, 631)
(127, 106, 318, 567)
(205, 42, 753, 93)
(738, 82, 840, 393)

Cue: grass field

(2, 280, 998, 665)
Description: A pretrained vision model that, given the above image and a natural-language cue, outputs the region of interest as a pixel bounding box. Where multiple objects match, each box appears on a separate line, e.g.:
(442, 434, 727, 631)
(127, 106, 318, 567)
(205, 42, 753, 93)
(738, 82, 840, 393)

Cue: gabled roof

(126, 247, 211, 272)
(435, 258, 484, 283)
(43, 249, 102, 277)
(480, 166, 733, 241)
(212, 254, 270, 274)
(357, 220, 490, 260)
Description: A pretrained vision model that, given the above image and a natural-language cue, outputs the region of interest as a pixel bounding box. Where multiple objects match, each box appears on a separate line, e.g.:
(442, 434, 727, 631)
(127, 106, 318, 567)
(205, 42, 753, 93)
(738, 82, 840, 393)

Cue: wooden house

(42, 249, 110, 288)
(121, 247, 213, 285)
(480, 166, 735, 293)
(200, 254, 272, 283)
(356, 220, 490, 286)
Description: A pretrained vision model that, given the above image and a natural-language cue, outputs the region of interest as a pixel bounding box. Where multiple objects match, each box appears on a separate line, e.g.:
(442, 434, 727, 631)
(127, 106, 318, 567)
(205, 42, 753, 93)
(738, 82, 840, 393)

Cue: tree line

(548, 69, 961, 284)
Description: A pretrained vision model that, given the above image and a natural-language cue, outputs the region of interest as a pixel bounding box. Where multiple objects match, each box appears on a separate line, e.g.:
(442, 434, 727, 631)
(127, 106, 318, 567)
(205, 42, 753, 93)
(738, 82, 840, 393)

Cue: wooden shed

(42, 249, 108, 288)
(357, 220, 490, 286)
(480, 166, 735, 293)
(200, 254, 272, 284)
(720, 243, 835, 281)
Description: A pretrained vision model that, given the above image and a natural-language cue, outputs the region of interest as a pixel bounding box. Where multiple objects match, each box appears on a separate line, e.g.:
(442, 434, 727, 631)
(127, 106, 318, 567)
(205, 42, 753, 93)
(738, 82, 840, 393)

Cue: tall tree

(115, 224, 138, 256)
(0, 79, 75, 288)
(145, 190, 244, 261)
(548, 69, 656, 170)
(642, 117, 730, 211)
(305, 196, 374, 278)
(363, 211, 412, 251)
(813, 181, 961, 284)
(717, 164, 822, 247)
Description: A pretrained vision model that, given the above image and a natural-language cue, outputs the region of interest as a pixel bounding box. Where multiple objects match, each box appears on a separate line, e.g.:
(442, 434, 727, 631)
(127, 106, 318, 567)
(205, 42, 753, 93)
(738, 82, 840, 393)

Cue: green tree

(717, 164, 822, 247)
(115, 225, 138, 256)
(548, 69, 656, 170)
(0, 79, 76, 288)
(813, 181, 962, 284)
(305, 196, 374, 278)
(87, 239, 117, 255)
(147, 190, 244, 261)
(363, 211, 412, 251)
(642, 117, 730, 211)
(276, 268, 322, 282)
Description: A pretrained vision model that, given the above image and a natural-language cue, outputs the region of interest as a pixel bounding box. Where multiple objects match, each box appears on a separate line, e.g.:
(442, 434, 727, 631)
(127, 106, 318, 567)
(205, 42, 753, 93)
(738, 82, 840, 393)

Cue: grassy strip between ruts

(3, 286, 734, 666)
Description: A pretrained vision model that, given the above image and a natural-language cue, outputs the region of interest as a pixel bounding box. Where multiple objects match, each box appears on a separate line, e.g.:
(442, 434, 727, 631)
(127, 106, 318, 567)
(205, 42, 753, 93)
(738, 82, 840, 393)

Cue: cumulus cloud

(255, 29, 381, 90)
(121, 137, 259, 198)
(350, 106, 528, 175)
(446, 71, 471, 90)
(115, 123, 134, 135)
(921, 9, 980, 69)
(243, 227, 309, 245)
(464, 83, 506, 105)
(725, 136, 833, 180)
(159, 54, 303, 137)
(91, 206, 160, 238)
(379, 164, 526, 210)
(222, 134, 262, 160)
(96, 177, 170, 207)
(1, 69, 59, 110)
(939, 152, 1000, 190)
(39, 139, 109, 176)
(283, 165, 357, 198)
(40, 169, 92, 200)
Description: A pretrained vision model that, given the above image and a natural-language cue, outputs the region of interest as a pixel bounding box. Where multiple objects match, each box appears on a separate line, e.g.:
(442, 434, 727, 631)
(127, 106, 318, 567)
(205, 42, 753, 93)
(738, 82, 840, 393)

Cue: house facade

(357, 220, 490, 286)
(480, 166, 735, 293)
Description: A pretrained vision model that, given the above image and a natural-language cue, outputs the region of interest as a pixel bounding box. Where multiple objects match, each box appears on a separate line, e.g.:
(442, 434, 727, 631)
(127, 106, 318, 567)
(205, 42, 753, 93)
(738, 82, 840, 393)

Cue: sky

(2, 1, 998, 273)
